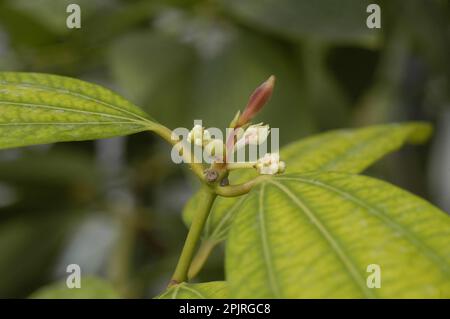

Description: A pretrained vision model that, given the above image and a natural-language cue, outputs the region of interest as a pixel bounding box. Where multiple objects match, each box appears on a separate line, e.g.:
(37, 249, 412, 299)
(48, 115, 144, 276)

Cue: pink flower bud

(237, 75, 275, 127)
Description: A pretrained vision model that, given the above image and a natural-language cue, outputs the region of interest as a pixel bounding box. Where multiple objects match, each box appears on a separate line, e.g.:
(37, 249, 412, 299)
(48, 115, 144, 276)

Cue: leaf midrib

(268, 179, 375, 298)
(0, 80, 150, 123)
(258, 183, 282, 298)
(278, 176, 450, 276)
(0, 122, 141, 126)
(0, 101, 146, 125)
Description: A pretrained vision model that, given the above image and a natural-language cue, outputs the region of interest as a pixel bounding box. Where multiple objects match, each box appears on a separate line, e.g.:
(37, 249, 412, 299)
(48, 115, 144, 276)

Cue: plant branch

(227, 162, 257, 170)
(188, 239, 218, 280)
(214, 175, 267, 197)
(168, 186, 217, 287)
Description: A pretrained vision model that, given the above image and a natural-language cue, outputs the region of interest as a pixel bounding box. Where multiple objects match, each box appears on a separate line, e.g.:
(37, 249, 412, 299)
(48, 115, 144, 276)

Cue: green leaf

(280, 122, 432, 174)
(183, 123, 432, 244)
(226, 172, 450, 298)
(220, 0, 379, 46)
(29, 276, 119, 299)
(0, 72, 156, 149)
(156, 281, 227, 299)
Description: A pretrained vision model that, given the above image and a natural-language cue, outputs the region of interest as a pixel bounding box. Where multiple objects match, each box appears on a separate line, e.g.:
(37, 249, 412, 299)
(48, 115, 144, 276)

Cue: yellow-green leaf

(156, 281, 228, 299)
(226, 172, 450, 298)
(183, 123, 432, 245)
(0, 72, 156, 149)
(281, 122, 431, 174)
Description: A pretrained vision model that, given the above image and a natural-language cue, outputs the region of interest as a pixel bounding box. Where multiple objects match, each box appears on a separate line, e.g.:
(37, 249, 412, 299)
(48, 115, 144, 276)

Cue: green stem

(151, 123, 205, 181)
(188, 239, 218, 280)
(168, 186, 217, 287)
(214, 175, 267, 197)
(227, 162, 256, 170)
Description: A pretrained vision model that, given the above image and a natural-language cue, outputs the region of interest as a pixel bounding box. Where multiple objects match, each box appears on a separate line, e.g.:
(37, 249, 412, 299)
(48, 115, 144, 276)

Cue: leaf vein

(258, 184, 282, 298)
(0, 101, 145, 124)
(0, 80, 150, 123)
(269, 179, 375, 298)
(278, 176, 450, 275)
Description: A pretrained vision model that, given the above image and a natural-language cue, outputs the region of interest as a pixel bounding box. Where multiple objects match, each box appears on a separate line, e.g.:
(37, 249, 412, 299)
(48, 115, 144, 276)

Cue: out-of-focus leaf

(0, 151, 99, 186)
(389, 0, 448, 74)
(353, 28, 409, 126)
(300, 42, 351, 129)
(220, 0, 379, 46)
(0, 28, 22, 71)
(4, 0, 99, 35)
(0, 212, 76, 297)
(108, 31, 196, 128)
(30, 276, 119, 299)
(0, 72, 156, 149)
(156, 281, 227, 299)
(0, 150, 100, 212)
(84, 1, 158, 45)
(226, 172, 450, 298)
(0, 2, 56, 46)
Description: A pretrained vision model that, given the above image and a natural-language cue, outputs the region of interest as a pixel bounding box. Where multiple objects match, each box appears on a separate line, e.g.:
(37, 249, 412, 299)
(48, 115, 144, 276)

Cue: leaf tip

(407, 122, 433, 144)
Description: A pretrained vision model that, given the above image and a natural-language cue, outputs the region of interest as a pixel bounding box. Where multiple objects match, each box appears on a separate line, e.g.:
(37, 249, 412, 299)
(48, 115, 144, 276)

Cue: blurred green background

(0, 0, 448, 298)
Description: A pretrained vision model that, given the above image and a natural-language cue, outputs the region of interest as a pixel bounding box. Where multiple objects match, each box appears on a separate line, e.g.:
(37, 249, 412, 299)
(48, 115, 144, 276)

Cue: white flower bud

(187, 124, 212, 146)
(234, 123, 270, 150)
(204, 138, 224, 158)
(278, 160, 286, 173)
(203, 129, 211, 141)
(256, 153, 286, 175)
